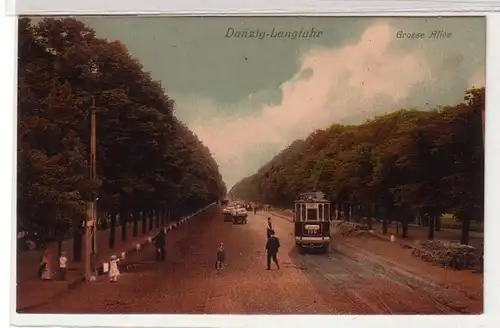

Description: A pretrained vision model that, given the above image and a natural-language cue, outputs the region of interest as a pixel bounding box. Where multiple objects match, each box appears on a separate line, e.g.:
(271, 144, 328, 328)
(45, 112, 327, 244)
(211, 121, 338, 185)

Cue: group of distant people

(153, 216, 281, 275)
(35, 212, 281, 283)
(215, 216, 281, 273)
(37, 249, 67, 281)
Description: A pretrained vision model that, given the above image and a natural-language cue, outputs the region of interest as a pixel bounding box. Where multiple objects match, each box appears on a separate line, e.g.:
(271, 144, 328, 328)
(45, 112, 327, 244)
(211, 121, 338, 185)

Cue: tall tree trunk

(141, 212, 146, 234)
(149, 211, 153, 231)
(57, 239, 63, 257)
(354, 204, 360, 223)
(460, 213, 471, 245)
(367, 204, 373, 230)
(382, 217, 388, 234)
(121, 213, 127, 242)
(401, 206, 409, 238)
(427, 214, 435, 240)
(382, 207, 388, 234)
(73, 221, 82, 261)
(133, 212, 138, 237)
(435, 214, 441, 231)
(109, 214, 116, 249)
(156, 209, 160, 228)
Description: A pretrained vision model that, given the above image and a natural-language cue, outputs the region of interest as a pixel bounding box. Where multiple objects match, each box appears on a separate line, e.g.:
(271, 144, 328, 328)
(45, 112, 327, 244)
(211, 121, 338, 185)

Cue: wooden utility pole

(91, 96, 97, 256)
(84, 96, 97, 281)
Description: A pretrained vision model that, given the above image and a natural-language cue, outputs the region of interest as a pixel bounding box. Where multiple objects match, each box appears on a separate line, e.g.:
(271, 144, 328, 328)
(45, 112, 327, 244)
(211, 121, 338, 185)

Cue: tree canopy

(229, 88, 484, 244)
(17, 17, 226, 240)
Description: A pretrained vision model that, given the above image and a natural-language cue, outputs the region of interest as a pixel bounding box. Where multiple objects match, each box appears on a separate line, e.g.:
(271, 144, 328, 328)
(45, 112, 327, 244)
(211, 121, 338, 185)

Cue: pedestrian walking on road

(109, 255, 120, 283)
(266, 217, 273, 239)
(59, 251, 67, 281)
(154, 228, 166, 261)
(39, 249, 53, 280)
(265, 230, 280, 270)
(215, 242, 225, 273)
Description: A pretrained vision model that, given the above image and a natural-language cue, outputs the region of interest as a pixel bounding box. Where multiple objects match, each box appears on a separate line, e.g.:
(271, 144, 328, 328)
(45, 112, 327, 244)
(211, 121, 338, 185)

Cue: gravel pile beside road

(331, 220, 370, 236)
(411, 240, 478, 270)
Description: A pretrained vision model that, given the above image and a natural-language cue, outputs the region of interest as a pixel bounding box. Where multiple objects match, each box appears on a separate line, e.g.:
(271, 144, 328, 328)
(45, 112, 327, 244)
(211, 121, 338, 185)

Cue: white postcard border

(1, 6, 498, 328)
(6, 0, 500, 15)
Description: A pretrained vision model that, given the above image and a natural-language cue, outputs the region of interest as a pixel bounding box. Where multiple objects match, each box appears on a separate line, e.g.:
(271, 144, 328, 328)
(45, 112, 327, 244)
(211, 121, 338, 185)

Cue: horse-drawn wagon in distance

(293, 191, 332, 253)
(221, 202, 248, 224)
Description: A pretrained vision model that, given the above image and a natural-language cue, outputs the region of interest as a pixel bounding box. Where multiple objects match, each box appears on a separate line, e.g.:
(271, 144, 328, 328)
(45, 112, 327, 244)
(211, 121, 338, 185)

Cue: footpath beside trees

(230, 88, 484, 245)
(17, 18, 226, 259)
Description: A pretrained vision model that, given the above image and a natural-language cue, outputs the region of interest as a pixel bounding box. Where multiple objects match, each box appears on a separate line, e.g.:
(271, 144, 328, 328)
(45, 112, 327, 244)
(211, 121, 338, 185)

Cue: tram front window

(307, 208, 318, 221)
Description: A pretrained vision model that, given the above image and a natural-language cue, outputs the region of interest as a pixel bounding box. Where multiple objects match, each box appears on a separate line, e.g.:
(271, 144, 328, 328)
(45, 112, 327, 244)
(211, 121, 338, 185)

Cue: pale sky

(60, 16, 485, 189)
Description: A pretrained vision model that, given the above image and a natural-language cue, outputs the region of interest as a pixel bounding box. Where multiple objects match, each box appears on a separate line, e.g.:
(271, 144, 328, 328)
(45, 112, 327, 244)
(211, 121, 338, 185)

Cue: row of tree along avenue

(229, 87, 484, 245)
(17, 18, 227, 259)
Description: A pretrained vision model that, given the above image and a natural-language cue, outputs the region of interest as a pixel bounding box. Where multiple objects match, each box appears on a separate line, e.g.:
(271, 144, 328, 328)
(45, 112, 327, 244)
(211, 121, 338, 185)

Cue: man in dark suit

(154, 228, 166, 261)
(265, 230, 281, 270)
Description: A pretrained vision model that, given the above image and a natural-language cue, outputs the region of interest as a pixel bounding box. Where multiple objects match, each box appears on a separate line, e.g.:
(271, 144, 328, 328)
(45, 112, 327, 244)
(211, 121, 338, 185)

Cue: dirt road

(23, 208, 482, 314)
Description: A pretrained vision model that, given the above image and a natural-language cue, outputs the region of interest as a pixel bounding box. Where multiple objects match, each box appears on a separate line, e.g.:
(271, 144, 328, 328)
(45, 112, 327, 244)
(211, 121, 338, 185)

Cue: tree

(230, 90, 484, 245)
(18, 17, 227, 257)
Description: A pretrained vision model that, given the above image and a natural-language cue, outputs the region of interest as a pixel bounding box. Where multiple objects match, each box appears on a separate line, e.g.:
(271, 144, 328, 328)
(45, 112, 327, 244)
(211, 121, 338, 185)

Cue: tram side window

(318, 204, 323, 220)
(325, 203, 330, 221)
(301, 204, 306, 222)
(295, 204, 300, 221)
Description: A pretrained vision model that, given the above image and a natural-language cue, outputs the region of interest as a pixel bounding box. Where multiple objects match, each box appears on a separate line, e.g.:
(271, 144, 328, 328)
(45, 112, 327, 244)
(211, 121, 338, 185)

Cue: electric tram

(293, 191, 332, 252)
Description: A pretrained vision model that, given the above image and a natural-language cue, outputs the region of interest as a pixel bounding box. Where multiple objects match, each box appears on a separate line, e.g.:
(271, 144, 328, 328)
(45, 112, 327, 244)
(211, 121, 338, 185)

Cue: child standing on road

(215, 243, 225, 273)
(40, 249, 53, 280)
(109, 255, 120, 283)
(59, 251, 67, 281)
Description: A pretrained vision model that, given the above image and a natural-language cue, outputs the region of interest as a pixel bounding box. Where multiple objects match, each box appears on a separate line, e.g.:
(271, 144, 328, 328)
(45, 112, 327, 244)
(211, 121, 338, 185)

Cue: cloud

(469, 66, 485, 88)
(181, 22, 431, 188)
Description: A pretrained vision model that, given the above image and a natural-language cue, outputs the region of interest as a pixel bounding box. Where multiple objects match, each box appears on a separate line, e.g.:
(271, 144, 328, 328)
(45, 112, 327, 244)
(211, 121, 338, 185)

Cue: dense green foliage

(17, 18, 226, 242)
(230, 88, 484, 244)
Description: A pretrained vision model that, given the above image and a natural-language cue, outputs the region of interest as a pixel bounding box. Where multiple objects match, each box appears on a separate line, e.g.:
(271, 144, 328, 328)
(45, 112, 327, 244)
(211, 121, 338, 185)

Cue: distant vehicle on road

(293, 191, 332, 253)
(232, 208, 248, 224)
(222, 205, 235, 222)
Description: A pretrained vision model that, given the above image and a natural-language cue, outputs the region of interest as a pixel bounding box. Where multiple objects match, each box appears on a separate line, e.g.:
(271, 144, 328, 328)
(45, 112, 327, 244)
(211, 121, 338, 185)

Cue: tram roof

(294, 191, 329, 203)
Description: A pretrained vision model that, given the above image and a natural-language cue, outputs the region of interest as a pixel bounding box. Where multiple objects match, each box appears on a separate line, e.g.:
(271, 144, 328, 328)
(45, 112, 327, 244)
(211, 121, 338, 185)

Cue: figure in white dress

(109, 255, 120, 282)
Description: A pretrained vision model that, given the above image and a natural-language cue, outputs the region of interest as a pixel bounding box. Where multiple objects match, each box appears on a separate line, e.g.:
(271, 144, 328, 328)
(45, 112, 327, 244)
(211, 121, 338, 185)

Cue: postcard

(15, 15, 484, 316)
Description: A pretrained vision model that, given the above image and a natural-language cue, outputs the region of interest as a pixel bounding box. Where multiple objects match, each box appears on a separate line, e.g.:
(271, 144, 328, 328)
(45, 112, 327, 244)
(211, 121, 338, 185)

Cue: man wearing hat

(266, 217, 273, 239)
(265, 230, 281, 270)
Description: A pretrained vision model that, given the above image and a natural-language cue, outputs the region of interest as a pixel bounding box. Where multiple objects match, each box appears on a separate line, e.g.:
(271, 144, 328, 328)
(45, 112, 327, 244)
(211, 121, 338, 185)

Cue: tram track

(270, 211, 467, 314)
(298, 246, 463, 314)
